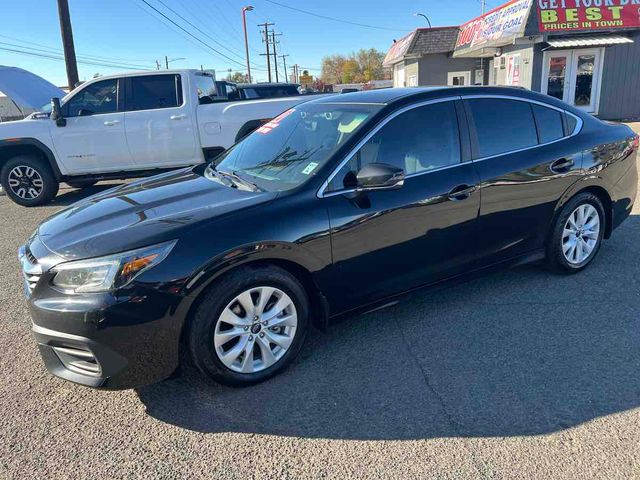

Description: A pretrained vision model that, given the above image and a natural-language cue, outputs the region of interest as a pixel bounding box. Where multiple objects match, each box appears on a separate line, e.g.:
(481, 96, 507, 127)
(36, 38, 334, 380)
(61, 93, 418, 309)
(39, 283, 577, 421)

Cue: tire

(187, 265, 309, 386)
(0, 155, 59, 207)
(546, 192, 605, 274)
(66, 179, 97, 189)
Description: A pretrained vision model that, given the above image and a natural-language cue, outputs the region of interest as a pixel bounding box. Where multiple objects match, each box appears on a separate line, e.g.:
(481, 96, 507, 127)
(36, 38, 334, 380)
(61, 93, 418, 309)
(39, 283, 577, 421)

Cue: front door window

(542, 48, 602, 113)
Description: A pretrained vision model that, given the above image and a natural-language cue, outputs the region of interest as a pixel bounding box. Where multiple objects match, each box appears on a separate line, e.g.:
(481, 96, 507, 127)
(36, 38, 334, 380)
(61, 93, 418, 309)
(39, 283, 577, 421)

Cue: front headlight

(51, 241, 176, 293)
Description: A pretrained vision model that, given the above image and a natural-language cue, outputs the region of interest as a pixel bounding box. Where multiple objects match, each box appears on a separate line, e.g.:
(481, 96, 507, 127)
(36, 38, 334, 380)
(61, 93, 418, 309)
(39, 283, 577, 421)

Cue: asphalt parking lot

(1, 140, 640, 479)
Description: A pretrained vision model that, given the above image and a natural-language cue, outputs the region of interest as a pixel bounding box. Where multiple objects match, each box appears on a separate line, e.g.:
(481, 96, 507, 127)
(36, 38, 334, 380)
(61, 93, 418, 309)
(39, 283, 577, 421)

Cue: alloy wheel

(562, 204, 601, 265)
(7, 166, 44, 199)
(214, 286, 298, 374)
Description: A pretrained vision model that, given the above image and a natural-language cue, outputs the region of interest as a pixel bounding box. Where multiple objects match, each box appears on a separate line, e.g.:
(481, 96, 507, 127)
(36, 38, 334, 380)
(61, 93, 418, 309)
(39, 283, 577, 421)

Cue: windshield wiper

(217, 170, 263, 192)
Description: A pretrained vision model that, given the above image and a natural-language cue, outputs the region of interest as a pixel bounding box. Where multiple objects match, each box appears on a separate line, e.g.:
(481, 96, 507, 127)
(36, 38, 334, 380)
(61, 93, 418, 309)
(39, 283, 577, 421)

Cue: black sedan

(20, 86, 638, 389)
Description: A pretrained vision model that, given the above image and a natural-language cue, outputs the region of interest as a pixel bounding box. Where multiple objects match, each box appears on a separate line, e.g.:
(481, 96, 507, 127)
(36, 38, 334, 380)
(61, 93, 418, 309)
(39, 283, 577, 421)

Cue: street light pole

(164, 57, 186, 69)
(413, 13, 432, 28)
(242, 6, 254, 83)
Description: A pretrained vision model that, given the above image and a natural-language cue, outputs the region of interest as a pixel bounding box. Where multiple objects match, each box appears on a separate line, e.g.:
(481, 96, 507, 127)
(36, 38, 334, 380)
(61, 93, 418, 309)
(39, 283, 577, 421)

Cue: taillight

(633, 135, 639, 150)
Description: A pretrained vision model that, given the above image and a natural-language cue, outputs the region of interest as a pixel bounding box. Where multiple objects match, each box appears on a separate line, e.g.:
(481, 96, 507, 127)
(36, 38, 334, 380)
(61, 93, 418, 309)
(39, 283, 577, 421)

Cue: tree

(227, 71, 249, 83)
(321, 48, 389, 84)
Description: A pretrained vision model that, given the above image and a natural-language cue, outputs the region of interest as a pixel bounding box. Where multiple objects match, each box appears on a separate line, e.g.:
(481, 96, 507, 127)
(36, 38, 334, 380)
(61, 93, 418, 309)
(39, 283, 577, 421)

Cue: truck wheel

(66, 179, 98, 189)
(0, 155, 59, 207)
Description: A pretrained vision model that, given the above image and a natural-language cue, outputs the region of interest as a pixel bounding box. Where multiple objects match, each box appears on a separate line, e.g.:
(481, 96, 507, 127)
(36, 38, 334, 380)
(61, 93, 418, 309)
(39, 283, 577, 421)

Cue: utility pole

(56, 0, 79, 89)
(270, 32, 282, 83)
(280, 54, 289, 82)
(165, 56, 169, 70)
(242, 6, 254, 83)
(258, 22, 274, 82)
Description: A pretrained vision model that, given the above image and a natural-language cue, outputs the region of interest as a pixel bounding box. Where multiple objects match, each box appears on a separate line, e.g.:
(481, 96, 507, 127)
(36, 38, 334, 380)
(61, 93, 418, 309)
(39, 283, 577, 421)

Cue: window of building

(65, 79, 118, 117)
(532, 104, 564, 144)
(466, 98, 538, 158)
(128, 74, 182, 111)
(327, 101, 461, 192)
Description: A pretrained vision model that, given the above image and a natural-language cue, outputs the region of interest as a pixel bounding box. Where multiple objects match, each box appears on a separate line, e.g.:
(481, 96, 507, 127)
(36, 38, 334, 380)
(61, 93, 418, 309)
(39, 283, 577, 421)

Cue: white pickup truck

(0, 69, 315, 206)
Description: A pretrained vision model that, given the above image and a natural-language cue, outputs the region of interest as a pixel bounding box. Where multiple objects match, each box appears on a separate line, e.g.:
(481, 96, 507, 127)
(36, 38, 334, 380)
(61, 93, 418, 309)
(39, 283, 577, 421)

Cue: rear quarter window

(532, 104, 565, 144)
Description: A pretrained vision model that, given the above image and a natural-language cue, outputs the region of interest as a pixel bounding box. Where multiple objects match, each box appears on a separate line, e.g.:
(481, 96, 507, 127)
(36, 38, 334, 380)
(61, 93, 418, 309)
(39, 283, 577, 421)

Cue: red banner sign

(538, 0, 640, 32)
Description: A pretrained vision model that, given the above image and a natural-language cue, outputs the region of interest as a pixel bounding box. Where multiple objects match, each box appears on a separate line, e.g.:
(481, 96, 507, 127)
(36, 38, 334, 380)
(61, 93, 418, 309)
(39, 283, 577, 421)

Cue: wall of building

(490, 43, 536, 89)
(418, 54, 480, 86)
(404, 60, 419, 87)
(598, 31, 640, 120)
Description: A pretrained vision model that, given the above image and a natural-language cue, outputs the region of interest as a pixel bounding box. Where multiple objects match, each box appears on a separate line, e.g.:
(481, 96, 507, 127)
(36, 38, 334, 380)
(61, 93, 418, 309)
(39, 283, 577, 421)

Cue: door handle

(103, 120, 120, 126)
(170, 114, 187, 120)
(550, 158, 574, 174)
(448, 184, 477, 201)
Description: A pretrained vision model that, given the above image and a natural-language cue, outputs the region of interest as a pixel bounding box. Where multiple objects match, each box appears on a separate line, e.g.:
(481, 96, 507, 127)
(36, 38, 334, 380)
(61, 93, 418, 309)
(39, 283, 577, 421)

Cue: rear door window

(128, 74, 182, 111)
(466, 98, 538, 158)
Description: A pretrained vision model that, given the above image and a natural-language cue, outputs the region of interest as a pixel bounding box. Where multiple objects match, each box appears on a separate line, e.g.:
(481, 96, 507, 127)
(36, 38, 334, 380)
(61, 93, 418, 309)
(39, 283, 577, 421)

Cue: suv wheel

(187, 265, 309, 386)
(546, 192, 605, 273)
(0, 155, 59, 207)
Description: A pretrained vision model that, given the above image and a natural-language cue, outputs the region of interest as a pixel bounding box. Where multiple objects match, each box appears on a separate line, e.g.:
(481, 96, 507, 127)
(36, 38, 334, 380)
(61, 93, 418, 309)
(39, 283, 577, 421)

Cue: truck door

(123, 74, 200, 168)
(49, 78, 133, 174)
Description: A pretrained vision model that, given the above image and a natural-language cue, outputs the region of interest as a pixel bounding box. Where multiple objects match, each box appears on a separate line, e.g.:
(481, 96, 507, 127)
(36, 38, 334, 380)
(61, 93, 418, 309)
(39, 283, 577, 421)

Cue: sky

(0, 0, 497, 87)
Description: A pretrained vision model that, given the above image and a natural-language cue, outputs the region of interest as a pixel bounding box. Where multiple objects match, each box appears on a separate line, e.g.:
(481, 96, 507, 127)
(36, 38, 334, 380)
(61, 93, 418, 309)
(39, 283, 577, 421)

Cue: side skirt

(329, 249, 546, 322)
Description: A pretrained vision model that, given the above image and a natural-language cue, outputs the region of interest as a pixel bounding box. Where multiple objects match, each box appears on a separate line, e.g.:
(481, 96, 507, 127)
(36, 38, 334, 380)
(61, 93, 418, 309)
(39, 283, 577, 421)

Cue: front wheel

(187, 265, 309, 386)
(0, 155, 59, 207)
(546, 192, 605, 273)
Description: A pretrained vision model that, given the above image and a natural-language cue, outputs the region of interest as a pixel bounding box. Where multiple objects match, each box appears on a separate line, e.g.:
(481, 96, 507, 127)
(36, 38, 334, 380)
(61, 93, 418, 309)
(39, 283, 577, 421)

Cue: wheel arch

(0, 138, 62, 180)
(553, 179, 614, 239)
(179, 244, 330, 350)
(234, 119, 270, 143)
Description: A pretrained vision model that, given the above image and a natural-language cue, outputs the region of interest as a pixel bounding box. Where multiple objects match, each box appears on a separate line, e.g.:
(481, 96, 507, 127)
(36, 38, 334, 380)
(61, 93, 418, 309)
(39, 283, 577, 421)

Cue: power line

(0, 46, 153, 71)
(0, 40, 152, 70)
(0, 33, 154, 65)
(260, 0, 411, 32)
(152, 0, 248, 64)
(137, 0, 247, 67)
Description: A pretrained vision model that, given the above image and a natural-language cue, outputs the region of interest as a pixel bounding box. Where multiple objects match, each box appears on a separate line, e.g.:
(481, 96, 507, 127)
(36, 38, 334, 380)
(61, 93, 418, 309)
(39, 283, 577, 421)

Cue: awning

(546, 35, 633, 49)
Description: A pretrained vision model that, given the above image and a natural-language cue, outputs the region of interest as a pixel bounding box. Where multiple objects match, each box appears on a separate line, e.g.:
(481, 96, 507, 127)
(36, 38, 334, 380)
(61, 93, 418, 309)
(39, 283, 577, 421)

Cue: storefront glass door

(542, 48, 603, 114)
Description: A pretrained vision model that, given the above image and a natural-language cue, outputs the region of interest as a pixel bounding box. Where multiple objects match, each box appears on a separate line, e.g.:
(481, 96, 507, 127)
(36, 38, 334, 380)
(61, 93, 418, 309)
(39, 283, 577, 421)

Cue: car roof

(310, 86, 564, 107)
(237, 83, 300, 88)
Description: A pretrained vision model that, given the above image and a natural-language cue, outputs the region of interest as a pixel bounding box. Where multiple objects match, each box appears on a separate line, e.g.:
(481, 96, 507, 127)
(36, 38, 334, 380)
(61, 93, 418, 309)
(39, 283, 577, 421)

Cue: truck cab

(0, 69, 315, 206)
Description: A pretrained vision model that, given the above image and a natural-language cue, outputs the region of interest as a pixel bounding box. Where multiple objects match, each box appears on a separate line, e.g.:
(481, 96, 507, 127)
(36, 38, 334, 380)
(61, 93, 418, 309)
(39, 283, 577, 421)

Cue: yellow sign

(299, 74, 313, 86)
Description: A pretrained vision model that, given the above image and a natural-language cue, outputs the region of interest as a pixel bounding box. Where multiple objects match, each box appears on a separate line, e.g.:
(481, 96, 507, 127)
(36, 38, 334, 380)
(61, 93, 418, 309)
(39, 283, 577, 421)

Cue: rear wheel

(546, 192, 605, 273)
(187, 265, 309, 386)
(0, 155, 59, 207)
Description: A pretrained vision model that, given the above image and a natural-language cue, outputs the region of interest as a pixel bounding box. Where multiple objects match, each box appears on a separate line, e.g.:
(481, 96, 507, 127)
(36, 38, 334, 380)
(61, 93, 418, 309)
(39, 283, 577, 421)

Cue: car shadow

(137, 215, 640, 440)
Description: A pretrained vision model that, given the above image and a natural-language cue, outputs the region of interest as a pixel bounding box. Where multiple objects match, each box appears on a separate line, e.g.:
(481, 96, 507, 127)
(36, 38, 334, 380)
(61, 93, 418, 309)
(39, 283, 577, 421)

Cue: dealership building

(384, 0, 640, 120)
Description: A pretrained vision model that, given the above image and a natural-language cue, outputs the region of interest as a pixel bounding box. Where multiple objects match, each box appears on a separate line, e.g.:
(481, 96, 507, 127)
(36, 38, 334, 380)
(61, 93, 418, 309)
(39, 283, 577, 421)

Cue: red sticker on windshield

(257, 109, 295, 134)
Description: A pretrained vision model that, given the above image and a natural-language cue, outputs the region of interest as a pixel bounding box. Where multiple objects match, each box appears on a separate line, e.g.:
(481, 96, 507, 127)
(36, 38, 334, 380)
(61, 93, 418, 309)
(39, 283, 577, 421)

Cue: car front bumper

(28, 287, 186, 389)
(21, 237, 188, 390)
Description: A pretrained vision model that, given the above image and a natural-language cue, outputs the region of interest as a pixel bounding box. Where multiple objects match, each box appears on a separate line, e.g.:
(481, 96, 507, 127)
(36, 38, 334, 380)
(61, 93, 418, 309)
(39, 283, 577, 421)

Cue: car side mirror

(50, 97, 66, 127)
(355, 163, 405, 191)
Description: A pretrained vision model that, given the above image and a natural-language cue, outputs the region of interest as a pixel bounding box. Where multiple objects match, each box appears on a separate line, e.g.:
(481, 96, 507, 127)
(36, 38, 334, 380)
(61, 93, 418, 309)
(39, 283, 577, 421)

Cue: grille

(20, 246, 42, 295)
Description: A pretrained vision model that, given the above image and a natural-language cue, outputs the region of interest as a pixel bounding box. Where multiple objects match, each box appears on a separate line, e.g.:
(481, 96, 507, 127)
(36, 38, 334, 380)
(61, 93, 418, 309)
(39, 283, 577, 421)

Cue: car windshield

(207, 103, 381, 192)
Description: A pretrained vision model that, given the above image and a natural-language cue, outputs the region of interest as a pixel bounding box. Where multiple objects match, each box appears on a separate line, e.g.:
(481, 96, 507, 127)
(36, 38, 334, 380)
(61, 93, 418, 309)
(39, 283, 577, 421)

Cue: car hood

(37, 168, 277, 259)
(0, 66, 65, 110)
